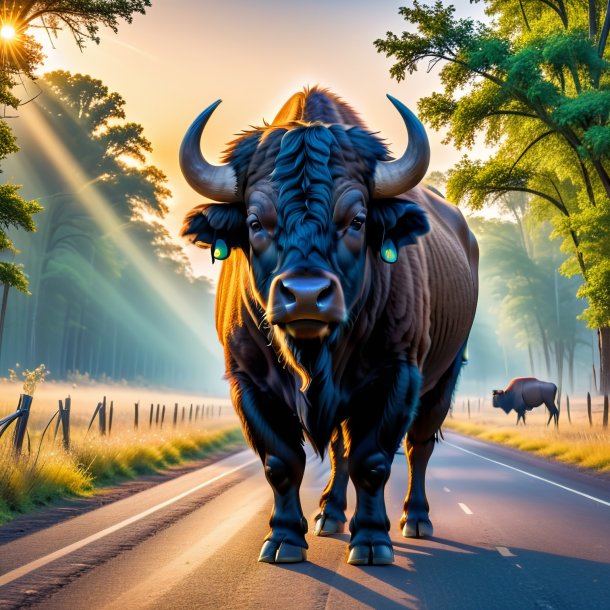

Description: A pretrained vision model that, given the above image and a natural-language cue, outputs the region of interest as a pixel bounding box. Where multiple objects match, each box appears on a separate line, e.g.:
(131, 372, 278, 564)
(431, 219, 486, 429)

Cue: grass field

(0, 381, 244, 525)
(446, 394, 610, 472)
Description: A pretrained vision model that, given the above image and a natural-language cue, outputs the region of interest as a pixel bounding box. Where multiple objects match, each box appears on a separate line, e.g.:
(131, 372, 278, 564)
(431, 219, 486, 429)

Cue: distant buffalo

(492, 377, 559, 426)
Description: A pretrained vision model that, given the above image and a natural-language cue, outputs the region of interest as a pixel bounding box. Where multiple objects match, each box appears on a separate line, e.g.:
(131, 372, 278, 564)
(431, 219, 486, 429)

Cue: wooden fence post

(161, 405, 166, 429)
(189, 404, 193, 422)
(565, 395, 571, 424)
(587, 392, 592, 427)
(182, 406, 186, 422)
(108, 401, 114, 435)
(134, 402, 139, 430)
(59, 396, 71, 450)
(149, 403, 153, 428)
(99, 396, 107, 436)
(13, 394, 32, 455)
(173, 403, 178, 427)
(155, 403, 160, 426)
(604, 395, 608, 429)
(196, 405, 200, 420)
(467, 400, 470, 419)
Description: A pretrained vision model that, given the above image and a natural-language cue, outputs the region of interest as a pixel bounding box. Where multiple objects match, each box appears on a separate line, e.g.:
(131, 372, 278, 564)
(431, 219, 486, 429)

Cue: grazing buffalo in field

(180, 87, 478, 565)
(492, 377, 559, 426)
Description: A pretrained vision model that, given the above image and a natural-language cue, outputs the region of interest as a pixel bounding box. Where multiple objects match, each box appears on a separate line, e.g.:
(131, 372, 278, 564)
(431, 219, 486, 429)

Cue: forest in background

(1, 71, 225, 393)
(0, 69, 598, 397)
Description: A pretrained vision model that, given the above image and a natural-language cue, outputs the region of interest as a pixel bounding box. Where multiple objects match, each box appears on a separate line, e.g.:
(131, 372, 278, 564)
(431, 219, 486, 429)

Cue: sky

(24, 0, 490, 281)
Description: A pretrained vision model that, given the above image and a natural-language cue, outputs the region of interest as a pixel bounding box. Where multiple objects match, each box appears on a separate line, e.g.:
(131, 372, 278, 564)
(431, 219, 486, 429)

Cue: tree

(3, 71, 222, 390)
(0, 0, 151, 366)
(375, 0, 610, 392)
(0, 73, 42, 360)
(0, 1, 151, 77)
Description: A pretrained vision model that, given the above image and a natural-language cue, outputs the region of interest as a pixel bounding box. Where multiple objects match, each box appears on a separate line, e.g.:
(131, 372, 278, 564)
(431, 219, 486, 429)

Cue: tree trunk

(554, 340, 565, 409)
(598, 1, 610, 56)
(589, 0, 598, 40)
(598, 326, 610, 394)
(0, 283, 9, 364)
(528, 342, 536, 376)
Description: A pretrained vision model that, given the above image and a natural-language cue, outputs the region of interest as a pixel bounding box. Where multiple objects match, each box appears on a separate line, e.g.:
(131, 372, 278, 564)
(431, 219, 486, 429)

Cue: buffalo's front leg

(347, 361, 421, 565)
(259, 447, 308, 563)
(314, 426, 348, 536)
(230, 371, 307, 563)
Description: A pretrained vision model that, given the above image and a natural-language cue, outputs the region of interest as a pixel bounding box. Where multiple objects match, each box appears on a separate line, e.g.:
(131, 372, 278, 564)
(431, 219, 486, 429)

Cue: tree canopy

(0, 1, 151, 77)
(375, 0, 610, 391)
(3, 71, 222, 390)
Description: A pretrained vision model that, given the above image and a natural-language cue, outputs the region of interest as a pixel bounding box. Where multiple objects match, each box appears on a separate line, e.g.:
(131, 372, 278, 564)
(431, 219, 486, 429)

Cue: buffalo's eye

(248, 217, 262, 232)
(349, 214, 366, 231)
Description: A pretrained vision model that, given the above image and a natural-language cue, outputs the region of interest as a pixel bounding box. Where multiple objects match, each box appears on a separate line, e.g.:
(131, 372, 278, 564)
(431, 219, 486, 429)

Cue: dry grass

(446, 395, 610, 472)
(0, 383, 244, 525)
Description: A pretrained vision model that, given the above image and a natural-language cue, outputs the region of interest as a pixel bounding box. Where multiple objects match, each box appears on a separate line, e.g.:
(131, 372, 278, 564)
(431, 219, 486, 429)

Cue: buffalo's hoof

(258, 541, 307, 563)
(402, 518, 433, 538)
(347, 544, 394, 565)
(314, 513, 345, 536)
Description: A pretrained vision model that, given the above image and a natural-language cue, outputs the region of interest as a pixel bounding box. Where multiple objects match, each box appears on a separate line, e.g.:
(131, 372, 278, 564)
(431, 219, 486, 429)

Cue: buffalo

(492, 377, 559, 426)
(180, 87, 478, 565)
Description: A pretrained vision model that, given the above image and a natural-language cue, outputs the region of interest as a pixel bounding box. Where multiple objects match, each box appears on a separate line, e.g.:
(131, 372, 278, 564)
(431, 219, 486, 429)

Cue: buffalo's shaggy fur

(181, 87, 478, 563)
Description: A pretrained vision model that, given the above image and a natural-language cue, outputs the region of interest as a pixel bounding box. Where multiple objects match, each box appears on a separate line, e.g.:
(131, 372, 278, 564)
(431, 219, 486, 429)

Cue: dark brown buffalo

(180, 88, 478, 565)
(493, 377, 559, 426)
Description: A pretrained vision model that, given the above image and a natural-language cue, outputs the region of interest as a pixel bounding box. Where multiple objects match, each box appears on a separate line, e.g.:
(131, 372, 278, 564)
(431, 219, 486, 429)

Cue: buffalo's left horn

(372, 95, 430, 199)
(180, 100, 240, 202)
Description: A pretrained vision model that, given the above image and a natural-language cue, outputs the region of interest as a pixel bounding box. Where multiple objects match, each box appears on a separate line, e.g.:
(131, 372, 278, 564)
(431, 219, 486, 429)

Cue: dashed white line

(496, 546, 515, 557)
(0, 454, 259, 588)
(443, 486, 451, 493)
(444, 440, 610, 508)
(458, 502, 473, 515)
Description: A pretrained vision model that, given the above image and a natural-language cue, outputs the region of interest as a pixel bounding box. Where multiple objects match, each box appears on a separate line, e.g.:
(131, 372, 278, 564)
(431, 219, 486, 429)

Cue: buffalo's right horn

(180, 100, 240, 202)
(372, 95, 430, 199)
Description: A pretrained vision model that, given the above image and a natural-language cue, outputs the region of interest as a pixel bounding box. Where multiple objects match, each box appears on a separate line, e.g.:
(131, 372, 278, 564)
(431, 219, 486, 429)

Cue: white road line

(0, 455, 259, 588)
(443, 486, 451, 493)
(496, 546, 515, 557)
(445, 440, 610, 508)
(458, 502, 473, 515)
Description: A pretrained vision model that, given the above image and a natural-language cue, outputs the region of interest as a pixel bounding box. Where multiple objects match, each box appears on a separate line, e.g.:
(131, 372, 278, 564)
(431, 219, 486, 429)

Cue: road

(0, 432, 608, 610)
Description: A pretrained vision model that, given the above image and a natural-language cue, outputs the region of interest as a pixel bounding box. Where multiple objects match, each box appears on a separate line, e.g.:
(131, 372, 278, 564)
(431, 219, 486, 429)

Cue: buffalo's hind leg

(314, 426, 348, 536)
(231, 372, 308, 563)
(401, 345, 466, 538)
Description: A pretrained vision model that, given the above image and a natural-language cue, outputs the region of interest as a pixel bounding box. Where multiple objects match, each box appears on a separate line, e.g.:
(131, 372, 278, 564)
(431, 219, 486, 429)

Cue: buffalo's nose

(268, 271, 346, 327)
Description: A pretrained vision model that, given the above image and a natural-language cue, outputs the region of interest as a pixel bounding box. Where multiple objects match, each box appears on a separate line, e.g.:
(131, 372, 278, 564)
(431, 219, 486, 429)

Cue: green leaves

(378, 0, 610, 336)
(0, 262, 30, 294)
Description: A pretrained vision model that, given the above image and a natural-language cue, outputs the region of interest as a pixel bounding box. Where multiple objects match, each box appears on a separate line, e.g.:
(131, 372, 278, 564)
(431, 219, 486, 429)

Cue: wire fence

(0, 392, 232, 456)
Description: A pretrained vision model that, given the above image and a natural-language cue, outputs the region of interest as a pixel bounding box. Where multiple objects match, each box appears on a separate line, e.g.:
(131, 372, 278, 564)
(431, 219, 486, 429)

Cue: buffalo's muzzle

(268, 271, 346, 338)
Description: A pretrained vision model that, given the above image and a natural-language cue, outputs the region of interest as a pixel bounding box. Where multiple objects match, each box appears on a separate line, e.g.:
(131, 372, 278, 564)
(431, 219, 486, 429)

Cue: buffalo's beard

(279, 326, 344, 456)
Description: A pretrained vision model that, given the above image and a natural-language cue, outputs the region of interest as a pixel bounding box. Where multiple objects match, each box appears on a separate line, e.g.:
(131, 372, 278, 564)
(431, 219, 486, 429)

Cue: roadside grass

(0, 427, 244, 525)
(445, 396, 610, 472)
(0, 383, 244, 526)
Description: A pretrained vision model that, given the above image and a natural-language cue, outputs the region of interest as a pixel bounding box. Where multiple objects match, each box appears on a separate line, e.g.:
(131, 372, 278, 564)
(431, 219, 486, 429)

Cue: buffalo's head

(180, 89, 429, 367)
(491, 389, 504, 408)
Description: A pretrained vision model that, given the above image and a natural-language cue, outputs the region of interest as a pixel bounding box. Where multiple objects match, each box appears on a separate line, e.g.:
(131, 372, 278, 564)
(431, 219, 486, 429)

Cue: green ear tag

(212, 238, 230, 261)
(381, 238, 398, 264)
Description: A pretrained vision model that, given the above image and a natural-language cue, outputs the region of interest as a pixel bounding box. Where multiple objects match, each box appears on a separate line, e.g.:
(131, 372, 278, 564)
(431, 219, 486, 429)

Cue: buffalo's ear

(181, 203, 247, 262)
(368, 199, 429, 263)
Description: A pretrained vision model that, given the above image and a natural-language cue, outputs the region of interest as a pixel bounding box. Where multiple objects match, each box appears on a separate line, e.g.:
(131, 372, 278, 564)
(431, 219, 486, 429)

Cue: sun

(0, 25, 16, 41)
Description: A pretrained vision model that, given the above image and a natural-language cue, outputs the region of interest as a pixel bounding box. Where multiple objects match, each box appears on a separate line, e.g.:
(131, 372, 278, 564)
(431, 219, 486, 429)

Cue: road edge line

(0, 454, 259, 588)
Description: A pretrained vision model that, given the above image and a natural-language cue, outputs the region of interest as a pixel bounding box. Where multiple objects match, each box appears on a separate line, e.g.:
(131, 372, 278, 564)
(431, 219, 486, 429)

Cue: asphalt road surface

(0, 431, 608, 610)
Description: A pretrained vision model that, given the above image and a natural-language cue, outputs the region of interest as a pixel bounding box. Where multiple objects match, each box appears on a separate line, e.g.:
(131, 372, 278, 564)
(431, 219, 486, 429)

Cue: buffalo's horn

(372, 94, 430, 199)
(180, 100, 239, 202)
